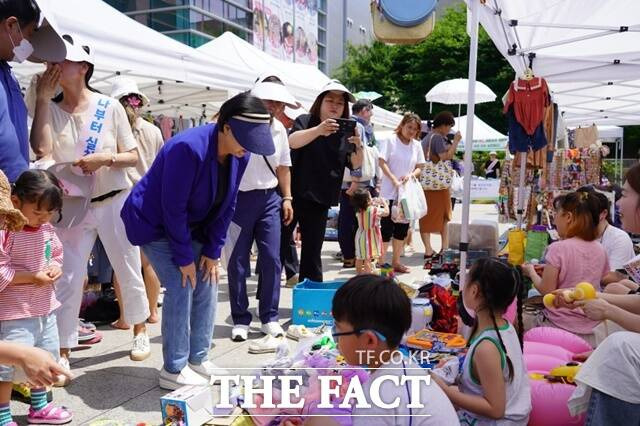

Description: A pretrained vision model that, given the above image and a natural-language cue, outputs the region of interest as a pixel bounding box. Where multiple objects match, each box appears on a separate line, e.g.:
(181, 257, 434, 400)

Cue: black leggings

(381, 200, 410, 242)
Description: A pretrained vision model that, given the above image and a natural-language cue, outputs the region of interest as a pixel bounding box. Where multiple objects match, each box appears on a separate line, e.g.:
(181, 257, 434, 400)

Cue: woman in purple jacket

(120, 92, 274, 390)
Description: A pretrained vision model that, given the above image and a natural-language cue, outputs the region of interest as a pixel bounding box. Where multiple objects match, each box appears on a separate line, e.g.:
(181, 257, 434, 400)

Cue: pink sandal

(28, 403, 73, 424)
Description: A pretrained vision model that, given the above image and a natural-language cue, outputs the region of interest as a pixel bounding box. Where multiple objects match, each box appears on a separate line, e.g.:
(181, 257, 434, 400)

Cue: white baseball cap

(110, 77, 150, 105)
(61, 34, 94, 64)
(319, 79, 356, 103)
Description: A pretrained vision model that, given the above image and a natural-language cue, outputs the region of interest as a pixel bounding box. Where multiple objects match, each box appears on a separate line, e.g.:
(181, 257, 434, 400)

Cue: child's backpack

(371, 0, 437, 44)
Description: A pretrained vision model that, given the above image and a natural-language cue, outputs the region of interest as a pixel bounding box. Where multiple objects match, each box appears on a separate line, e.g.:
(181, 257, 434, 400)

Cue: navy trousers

(227, 189, 281, 325)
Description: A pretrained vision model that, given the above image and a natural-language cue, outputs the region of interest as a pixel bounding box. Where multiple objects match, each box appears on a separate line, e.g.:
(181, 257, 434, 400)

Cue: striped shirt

(0, 223, 63, 320)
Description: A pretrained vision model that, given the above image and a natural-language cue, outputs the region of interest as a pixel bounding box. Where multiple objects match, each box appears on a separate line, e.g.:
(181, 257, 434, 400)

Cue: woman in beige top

(29, 36, 151, 383)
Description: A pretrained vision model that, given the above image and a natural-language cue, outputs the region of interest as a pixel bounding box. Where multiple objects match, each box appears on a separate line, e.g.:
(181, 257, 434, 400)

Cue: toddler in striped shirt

(0, 170, 72, 425)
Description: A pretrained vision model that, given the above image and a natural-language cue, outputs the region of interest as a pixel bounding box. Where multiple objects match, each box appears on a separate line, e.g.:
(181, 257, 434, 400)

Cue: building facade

(104, 1, 458, 75)
(104, 0, 254, 47)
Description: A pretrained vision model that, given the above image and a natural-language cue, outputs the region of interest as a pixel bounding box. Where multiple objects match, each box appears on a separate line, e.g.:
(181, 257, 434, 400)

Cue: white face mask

(8, 25, 34, 63)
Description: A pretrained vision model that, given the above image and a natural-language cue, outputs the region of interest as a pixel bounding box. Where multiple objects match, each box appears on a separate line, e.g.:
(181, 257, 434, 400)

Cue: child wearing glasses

(294, 275, 459, 426)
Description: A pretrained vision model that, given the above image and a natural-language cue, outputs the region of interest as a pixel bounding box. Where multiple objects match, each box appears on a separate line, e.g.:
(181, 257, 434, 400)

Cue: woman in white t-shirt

(379, 113, 425, 273)
(29, 36, 151, 379)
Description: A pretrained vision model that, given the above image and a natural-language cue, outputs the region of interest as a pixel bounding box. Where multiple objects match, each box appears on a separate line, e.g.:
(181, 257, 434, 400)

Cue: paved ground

(11, 204, 505, 425)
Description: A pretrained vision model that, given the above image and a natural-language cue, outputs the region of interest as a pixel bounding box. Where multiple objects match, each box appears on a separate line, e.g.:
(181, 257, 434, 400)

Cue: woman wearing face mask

(285, 80, 364, 283)
(28, 35, 151, 382)
(120, 92, 275, 390)
(0, 0, 41, 182)
(552, 163, 640, 425)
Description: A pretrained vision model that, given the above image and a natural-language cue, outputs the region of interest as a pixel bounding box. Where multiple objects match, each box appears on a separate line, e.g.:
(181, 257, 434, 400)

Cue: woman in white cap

(28, 35, 151, 380)
(285, 80, 364, 283)
(109, 77, 163, 327)
(121, 92, 275, 389)
(226, 75, 296, 345)
(484, 151, 501, 179)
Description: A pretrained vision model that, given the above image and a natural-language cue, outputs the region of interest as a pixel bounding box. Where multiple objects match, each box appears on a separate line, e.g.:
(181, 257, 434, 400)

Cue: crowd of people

(0, 1, 638, 425)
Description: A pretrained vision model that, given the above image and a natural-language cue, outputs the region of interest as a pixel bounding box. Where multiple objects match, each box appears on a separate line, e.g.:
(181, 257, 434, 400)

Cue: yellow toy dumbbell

(543, 282, 596, 309)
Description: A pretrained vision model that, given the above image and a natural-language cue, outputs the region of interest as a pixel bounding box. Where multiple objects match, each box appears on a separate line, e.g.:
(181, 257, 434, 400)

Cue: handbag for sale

(420, 133, 453, 191)
(370, 0, 437, 44)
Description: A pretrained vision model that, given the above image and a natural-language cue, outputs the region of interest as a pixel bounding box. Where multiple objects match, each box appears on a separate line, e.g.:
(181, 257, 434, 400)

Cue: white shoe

(159, 365, 208, 390)
(248, 334, 287, 354)
(130, 333, 151, 361)
(231, 325, 249, 342)
(189, 360, 230, 384)
(54, 357, 71, 387)
(261, 322, 284, 337)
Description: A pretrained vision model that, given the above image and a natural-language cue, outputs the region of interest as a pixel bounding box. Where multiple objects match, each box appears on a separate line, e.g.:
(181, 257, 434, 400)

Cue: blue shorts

(0, 314, 60, 382)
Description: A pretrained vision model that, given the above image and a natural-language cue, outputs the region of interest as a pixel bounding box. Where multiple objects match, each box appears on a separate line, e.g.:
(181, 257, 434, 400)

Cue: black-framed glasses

(331, 325, 387, 341)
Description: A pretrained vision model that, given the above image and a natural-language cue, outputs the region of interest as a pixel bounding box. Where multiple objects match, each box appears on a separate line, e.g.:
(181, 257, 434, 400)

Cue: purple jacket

(121, 124, 248, 266)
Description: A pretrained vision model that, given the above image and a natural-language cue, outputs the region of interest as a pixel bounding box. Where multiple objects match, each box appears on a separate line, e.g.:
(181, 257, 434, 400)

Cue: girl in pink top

(523, 191, 609, 346)
(0, 170, 72, 425)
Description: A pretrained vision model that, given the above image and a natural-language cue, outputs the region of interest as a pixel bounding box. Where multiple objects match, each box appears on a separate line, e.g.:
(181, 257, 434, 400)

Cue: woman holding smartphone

(285, 80, 364, 283)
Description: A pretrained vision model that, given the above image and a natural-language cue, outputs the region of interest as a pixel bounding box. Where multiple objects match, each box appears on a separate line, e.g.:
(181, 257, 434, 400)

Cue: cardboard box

(161, 385, 213, 426)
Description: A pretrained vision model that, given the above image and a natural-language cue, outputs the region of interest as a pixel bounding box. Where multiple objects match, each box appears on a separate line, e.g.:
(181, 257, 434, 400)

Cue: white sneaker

(159, 365, 208, 390)
(189, 360, 230, 384)
(54, 357, 71, 387)
(248, 334, 287, 354)
(130, 333, 151, 361)
(261, 322, 285, 337)
(231, 325, 249, 342)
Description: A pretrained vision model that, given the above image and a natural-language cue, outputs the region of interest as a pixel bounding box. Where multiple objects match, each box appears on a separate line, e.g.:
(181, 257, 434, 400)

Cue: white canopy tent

(12, 0, 258, 118)
(453, 115, 507, 152)
(197, 32, 403, 130)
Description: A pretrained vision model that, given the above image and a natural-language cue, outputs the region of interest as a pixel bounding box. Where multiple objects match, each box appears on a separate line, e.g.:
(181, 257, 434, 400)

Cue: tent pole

(516, 153, 527, 228)
(459, 0, 479, 291)
(621, 134, 625, 182)
(458, 104, 461, 118)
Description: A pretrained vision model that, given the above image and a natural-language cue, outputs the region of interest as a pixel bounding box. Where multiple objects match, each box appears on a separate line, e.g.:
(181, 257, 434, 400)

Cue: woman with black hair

(121, 92, 275, 390)
(284, 80, 363, 283)
(28, 36, 150, 381)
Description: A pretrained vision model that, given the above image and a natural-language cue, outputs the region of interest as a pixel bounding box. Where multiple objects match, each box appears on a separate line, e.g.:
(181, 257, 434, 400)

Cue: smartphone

(335, 118, 357, 137)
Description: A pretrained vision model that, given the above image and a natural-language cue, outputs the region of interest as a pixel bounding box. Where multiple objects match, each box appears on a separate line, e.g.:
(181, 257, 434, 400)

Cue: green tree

(333, 4, 513, 133)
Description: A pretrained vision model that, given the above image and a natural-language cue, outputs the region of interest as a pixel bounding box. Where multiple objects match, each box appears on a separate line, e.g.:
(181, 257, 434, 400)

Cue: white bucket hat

(251, 74, 300, 109)
(110, 77, 150, 106)
(319, 79, 356, 103)
(47, 163, 96, 229)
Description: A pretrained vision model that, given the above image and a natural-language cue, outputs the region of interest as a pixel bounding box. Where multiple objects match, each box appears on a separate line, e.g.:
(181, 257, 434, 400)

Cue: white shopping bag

(398, 177, 428, 221)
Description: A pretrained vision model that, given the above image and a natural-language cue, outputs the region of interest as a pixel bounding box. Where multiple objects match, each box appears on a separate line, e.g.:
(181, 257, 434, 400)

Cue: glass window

(318, 29, 326, 44)
(318, 44, 325, 60)
(318, 13, 326, 28)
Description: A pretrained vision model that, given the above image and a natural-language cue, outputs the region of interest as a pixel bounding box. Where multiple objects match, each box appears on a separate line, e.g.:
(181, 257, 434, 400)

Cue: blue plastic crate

(292, 279, 346, 327)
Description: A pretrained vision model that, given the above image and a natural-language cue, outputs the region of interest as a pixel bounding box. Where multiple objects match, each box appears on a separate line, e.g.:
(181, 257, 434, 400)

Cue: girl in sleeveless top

(433, 258, 531, 425)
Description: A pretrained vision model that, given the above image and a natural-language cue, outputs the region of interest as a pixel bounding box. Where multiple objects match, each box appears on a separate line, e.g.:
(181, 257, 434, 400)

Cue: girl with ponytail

(433, 258, 531, 425)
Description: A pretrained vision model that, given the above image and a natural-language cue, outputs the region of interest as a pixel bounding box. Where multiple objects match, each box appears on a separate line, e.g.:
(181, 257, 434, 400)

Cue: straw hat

(0, 171, 27, 232)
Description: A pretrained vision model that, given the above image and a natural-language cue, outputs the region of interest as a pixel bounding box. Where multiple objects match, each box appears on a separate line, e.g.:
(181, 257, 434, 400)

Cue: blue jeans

(142, 239, 218, 374)
(0, 314, 59, 381)
(586, 389, 640, 426)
